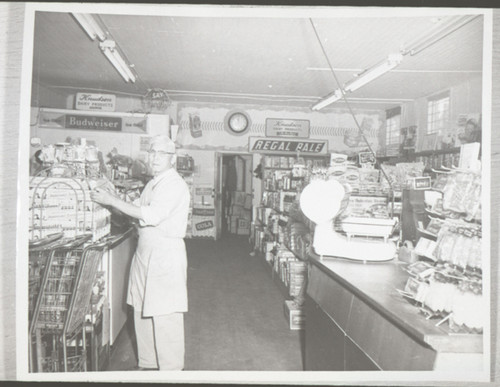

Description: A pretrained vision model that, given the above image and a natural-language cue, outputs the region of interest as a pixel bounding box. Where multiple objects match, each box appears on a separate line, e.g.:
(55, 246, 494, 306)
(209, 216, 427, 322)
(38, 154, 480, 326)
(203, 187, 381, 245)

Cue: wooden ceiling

(31, 6, 484, 111)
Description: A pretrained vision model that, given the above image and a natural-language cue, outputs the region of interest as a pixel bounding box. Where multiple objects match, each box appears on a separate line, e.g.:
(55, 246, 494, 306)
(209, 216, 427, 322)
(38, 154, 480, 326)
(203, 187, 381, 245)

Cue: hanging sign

(265, 118, 310, 138)
(65, 114, 122, 131)
(75, 92, 116, 112)
(249, 137, 328, 154)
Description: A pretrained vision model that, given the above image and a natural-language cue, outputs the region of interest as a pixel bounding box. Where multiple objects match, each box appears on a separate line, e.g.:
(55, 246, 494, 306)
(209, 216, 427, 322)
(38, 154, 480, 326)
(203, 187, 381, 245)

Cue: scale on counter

(300, 179, 397, 262)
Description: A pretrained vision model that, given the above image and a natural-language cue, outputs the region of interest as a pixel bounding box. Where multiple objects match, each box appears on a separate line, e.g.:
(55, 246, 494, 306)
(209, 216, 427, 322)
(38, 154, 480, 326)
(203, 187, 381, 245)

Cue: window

(427, 93, 450, 134)
(385, 107, 401, 146)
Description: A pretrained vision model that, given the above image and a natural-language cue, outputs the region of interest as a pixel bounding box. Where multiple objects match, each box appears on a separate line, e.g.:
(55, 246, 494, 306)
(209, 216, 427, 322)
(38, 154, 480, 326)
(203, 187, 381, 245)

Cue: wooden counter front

(305, 255, 484, 371)
(104, 227, 137, 346)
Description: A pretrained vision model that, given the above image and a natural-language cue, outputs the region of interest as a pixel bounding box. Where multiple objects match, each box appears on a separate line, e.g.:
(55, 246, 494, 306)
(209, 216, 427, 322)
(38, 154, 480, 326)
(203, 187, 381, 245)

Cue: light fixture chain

(309, 18, 393, 193)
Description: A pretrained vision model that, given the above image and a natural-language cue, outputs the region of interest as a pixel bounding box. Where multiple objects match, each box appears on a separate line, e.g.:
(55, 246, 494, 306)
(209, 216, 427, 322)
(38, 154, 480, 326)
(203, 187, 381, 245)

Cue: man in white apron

(91, 135, 190, 370)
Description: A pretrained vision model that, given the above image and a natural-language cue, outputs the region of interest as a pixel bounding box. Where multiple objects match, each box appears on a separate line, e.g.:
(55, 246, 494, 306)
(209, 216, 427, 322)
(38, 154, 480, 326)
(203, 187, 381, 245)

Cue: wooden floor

(106, 234, 304, 371)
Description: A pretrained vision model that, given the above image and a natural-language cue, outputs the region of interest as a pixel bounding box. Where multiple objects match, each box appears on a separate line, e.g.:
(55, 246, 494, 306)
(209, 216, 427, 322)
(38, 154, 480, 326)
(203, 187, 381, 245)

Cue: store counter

(103, 225, 137, 346)
(305, 254, 483, 371)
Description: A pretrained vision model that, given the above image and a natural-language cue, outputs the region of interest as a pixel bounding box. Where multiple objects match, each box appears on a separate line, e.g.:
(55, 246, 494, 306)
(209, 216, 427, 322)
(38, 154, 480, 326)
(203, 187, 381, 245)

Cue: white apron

(126, 173, 189, 317)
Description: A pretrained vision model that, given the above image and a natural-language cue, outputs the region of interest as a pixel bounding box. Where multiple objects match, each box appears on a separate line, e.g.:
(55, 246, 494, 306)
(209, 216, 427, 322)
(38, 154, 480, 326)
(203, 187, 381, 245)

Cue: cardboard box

(230, 205, 251, 220)
(237, 218, 250, 235)
(231, 191, 247, 206)
(243, 193, 253, 210)
(284, 300, 305, 330)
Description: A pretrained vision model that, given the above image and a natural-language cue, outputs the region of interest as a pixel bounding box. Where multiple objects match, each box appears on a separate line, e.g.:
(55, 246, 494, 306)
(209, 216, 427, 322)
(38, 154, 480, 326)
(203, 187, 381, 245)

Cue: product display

(29, 177, 111, 242)
(401, 261, 484, 333)
(37, 141, 102, 179)
(398, 147, 483, 335)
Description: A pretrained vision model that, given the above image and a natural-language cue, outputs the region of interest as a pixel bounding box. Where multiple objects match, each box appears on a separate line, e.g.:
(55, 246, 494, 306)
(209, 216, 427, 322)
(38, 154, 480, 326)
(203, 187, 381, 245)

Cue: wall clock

(224, 110, 251, 136)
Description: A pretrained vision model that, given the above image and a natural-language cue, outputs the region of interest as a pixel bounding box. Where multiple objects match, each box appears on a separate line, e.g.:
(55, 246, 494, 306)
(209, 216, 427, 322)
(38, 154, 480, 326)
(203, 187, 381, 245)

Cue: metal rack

(29, 235, 108, 373)
(28, 232, 65, 321)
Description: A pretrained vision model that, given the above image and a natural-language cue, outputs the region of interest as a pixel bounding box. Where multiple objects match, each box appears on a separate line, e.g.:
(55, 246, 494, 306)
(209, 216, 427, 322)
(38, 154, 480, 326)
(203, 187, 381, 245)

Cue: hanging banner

(38, 111, 150, 133)
(265, 118, 310, 138)
(249, 137, 328, 154)
(65, 114, 122, 131)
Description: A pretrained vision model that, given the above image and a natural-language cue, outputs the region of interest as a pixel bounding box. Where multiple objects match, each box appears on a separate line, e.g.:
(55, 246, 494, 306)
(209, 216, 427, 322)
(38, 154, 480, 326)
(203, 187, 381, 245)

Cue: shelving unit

(176, 154, 195, 238)
(253, 155, 329, 329)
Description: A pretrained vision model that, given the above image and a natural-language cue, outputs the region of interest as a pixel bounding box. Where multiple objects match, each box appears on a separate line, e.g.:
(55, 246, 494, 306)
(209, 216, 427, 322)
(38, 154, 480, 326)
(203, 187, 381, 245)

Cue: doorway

(214, 152, 253, 239)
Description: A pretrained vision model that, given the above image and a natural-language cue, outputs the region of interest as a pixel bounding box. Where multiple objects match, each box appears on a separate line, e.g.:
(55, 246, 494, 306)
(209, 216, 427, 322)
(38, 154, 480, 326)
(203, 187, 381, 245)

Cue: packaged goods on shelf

(433, 221, 482, 271)
(29, 177, 111, 241)
(359, 168, 380, 183)
(273, 247, 296, 276)
(401, 262, 484, 333)
(416, 152, 461, 171)
(396, 162, 425, 188)
(284, 300, 305, 330)
(380, 162, 426, 192)
(441, 171, 481, 221)
(37, 142, 103, 179)
(287, 261, 307, 297)
(329, 153, 348, 173)
(280, 192, 297, 213)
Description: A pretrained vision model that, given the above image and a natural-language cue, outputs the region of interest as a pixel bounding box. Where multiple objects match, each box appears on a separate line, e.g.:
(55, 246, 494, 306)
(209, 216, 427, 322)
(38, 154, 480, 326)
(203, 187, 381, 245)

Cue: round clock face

(225, 111, 251, 135)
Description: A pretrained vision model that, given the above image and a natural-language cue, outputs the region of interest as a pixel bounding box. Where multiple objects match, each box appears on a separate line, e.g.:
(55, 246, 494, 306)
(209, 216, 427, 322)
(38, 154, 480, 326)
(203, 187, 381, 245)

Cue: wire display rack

(28, 233, 65, 322)
(29, 235, 109, 373)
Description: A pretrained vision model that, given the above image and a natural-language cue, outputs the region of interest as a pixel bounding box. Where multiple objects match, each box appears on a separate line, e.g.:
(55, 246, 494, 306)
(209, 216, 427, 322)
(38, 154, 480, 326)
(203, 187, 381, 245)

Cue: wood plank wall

(0, 2, 24, 380)
(491, 9, 500, 384)
(0, 3, 498, 384)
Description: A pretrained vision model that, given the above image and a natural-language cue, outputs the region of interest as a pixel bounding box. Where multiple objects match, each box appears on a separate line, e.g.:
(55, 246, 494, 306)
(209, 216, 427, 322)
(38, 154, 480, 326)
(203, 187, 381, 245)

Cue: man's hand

(91, 187, 118, 207)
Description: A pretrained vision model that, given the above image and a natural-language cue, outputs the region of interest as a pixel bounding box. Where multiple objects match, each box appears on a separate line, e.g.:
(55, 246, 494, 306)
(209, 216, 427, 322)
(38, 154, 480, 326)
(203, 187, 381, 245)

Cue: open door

(214, 152, 224, 240)
(214, 152, 253, 239)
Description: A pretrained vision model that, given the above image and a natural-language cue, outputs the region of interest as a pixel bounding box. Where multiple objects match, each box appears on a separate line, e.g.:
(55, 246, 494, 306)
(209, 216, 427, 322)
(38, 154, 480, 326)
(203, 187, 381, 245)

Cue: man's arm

(91, 187, 143, 220)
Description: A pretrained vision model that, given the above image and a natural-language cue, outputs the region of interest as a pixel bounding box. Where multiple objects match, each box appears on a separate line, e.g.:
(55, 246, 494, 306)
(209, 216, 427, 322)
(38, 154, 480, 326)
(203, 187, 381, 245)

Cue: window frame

(385, 106, 401, 148)
(426, 91, 450, 135)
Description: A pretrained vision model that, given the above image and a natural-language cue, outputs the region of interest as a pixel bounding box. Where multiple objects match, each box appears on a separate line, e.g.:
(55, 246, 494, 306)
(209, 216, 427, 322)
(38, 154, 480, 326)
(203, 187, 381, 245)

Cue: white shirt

(138, 168, 190, 239)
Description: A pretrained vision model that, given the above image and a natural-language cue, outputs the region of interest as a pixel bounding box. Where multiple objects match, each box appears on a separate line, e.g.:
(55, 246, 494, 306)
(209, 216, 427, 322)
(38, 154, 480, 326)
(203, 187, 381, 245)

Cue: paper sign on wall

(75, 93, 116, 112)
(265, 118, 310, 138)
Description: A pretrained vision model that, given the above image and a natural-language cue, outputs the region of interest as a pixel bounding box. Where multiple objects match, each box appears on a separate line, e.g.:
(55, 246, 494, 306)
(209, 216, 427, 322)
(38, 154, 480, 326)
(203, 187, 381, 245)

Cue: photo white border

(16, 2, 493, 384)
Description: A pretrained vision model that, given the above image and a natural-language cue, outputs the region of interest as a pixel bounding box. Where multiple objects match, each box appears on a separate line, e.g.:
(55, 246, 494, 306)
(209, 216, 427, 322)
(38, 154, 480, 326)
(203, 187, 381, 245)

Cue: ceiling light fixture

(343, 53, 403, 93)
(311, 89, 343, 111)
(72, 13, 106, 41)
(99, 40, 136, 83)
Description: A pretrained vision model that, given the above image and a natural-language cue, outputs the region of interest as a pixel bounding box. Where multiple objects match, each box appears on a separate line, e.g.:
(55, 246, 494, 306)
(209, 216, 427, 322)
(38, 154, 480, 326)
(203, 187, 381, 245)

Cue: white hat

(151, 135, 176, 153)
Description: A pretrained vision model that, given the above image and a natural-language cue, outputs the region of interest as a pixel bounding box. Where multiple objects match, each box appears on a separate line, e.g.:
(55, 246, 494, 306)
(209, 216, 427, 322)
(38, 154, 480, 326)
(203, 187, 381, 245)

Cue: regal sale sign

(249, 137, 328, 154)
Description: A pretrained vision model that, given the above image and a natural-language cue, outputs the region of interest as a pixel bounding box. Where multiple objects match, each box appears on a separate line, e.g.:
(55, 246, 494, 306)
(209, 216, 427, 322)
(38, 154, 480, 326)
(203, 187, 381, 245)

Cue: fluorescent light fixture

(72, 13, 106, 41)
(311, 89, 343, 111)
(99, 40, 136, 83)
(344, 53, 403, 93)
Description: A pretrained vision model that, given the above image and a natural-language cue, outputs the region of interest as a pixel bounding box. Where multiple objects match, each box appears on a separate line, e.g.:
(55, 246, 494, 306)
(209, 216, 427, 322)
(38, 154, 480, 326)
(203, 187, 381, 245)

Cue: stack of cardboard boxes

(229, 191, 252, 235)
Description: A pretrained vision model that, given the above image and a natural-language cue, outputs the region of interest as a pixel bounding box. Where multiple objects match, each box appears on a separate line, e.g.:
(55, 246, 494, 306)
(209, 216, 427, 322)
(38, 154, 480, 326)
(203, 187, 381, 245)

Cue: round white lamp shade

(300, 179, 346, 224)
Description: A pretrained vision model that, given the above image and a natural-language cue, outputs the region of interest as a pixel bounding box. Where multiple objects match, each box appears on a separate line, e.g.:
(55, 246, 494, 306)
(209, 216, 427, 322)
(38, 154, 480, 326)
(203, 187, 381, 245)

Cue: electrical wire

(308, 18, 394, 191)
